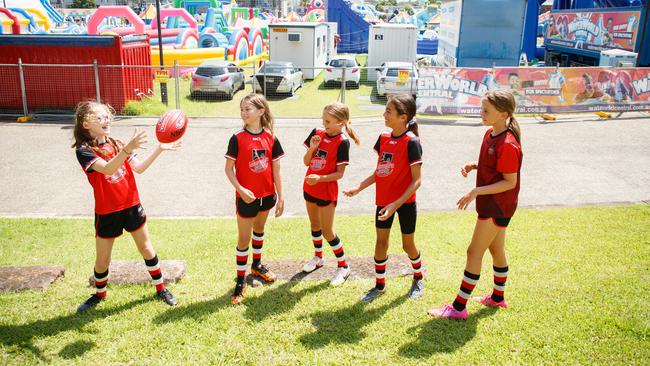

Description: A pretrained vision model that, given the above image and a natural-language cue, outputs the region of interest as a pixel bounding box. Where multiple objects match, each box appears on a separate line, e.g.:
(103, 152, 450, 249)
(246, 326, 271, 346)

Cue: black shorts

(478, 215, 511, 228)
(304, 191, 336, 207)
(375, 202, 417, 234)
(236, 194, 276, 218)
(95, 204, 146, 238)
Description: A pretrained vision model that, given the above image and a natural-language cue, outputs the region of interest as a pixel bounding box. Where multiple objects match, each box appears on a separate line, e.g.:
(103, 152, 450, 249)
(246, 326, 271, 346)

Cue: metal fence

(0, 58, 418, 118)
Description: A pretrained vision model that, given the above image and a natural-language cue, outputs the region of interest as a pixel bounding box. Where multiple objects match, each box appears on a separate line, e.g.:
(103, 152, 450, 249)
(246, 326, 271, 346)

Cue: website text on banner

(416, 67, 650, 115)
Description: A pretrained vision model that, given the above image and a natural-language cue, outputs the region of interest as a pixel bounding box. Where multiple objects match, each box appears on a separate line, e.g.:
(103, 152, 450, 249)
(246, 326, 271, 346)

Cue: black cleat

(408, 277, 425, 300)
(360, 287, 385, 303)
(157, 288, 177, 306)
(77, 294, 104, 313)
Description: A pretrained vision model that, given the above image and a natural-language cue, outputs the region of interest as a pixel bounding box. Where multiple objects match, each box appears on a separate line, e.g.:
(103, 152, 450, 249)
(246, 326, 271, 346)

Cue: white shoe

(302, 256, 325, 273)
(330, 265, 351, 286)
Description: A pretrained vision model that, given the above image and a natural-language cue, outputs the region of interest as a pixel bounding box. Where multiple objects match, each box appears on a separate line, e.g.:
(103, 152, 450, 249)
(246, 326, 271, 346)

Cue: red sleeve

(496, 143, 520, 173)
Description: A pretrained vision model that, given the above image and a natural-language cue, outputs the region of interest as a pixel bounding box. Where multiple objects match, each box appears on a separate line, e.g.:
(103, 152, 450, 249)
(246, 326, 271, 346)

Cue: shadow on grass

(153, 291, 232, 324)
(244, 273, 329, 322)
(398, 306, 499, 358)
(0, 297, 149, 362)
(299, 294, 409, 349)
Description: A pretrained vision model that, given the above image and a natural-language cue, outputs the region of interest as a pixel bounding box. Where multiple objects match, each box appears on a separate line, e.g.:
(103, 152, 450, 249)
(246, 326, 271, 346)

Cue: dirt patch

(86, 260, 186, 286)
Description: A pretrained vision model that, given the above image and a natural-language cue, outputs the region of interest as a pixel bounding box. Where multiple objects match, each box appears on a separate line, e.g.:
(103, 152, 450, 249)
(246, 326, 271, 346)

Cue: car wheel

(226, 87, 234, 100)
(239, 81, 245, 91)
(290, 83, 296, 97)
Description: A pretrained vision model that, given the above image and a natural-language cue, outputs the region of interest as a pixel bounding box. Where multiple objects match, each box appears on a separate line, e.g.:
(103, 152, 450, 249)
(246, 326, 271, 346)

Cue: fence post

(174, 60, 180, 110)
(18, 58, 28, 116)
(262, 60, 267, 97)
(93, 59, 101, 103)
(340, 67, 346, 103)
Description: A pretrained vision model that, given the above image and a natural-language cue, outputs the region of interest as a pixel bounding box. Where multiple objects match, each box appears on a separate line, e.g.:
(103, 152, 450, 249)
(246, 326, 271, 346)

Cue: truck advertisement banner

(416, 67, 650, 115)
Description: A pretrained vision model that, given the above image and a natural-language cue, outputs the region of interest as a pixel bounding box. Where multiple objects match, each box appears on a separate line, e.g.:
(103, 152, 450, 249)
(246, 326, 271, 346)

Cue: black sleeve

(76, 146, 100, 172)
(303, 128, 317, 148)
(336, 139, 350, 164)
(407, 138, 423, 165)
(373, 135, 381, 154)
(225, 135, 238, 160)
(272, 136, 285, 160)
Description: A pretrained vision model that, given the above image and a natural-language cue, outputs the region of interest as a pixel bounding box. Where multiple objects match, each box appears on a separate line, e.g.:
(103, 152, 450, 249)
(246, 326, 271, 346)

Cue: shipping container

(268, 22, 329, 80)
(366, 24, 418, 82)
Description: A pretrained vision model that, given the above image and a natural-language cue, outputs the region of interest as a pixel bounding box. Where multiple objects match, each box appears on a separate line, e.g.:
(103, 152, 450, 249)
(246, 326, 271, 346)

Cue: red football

(156, 109, 188, 143)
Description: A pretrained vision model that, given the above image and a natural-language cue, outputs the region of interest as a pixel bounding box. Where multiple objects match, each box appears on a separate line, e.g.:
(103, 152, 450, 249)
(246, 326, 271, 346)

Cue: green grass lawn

(122, 55, 387, 118)
(1, 205, 649, 364)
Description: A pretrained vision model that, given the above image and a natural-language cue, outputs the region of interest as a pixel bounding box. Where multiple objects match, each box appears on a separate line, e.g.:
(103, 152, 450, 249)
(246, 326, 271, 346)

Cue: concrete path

(1, 113, 649, 218)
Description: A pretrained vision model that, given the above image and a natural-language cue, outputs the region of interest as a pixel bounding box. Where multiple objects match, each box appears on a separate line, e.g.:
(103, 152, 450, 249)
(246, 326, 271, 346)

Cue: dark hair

(483, 90, 521, 144)
(387, 94, 418, 136)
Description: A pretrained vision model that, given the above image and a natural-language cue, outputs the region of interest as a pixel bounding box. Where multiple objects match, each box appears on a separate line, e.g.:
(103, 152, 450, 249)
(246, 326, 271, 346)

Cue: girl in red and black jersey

(344, 94, 425, 303)
(429, 90, 523, 320)
(301, 102, 360, 286)
(72, 101, 180, 313)
(225, 94, 285, 305)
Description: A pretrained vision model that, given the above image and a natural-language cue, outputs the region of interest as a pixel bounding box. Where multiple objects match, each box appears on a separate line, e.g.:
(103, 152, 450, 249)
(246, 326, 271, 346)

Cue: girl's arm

(91, 129, 147, 176)
(457, 172, 517, 210)
(343, 171, 376, 197)
(303, 134, 321, 166)
(460, 161, 478, 177)
(272, 159, 284, 217)
(377, 164, 422, 221)
(225, 159, 256, 203)
(305, 164, 346, 185)
(130, 141, 181, 174)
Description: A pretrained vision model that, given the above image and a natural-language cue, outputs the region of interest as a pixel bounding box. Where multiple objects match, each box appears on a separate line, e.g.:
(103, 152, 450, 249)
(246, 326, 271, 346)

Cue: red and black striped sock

(236, 247, 249, 284)
(491, 265, 509, 302)
(94, 269, 109, 298)
(311, 230, 323, 258)
(375, 257, 387, 291)
(144, 255, 165, 293)
(452, 270, 480, 311)
(328, 236, 347, 268)
(251, 231, 264, 268)
(409, 252, 423, 280)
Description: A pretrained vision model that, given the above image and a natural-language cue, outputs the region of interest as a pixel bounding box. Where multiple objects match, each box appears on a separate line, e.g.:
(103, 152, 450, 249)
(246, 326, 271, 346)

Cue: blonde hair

(322, 102, 360, 145)
(71, 101, 123, 157)
(483, 90, 521, 144)
(387, 94, 418, 137)
(240, 93, 275, 134)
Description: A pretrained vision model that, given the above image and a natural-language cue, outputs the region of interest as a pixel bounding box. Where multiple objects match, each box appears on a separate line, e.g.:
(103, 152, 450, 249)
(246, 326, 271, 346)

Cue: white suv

(376, 62, 418, 98)
(324, 56, 360, 88)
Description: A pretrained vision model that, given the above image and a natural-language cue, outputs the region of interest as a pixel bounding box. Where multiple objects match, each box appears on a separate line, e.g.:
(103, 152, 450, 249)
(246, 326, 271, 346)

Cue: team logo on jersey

(310, 149, 327, 171)
(376, 152, 394, 177)
(105, 166, 127, 184)
(249, 149, 269, 173)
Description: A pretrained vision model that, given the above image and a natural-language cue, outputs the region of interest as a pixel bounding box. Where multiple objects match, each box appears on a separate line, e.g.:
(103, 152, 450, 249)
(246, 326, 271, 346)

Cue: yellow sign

(397, 70, 409, 84)
(273, 28, 288, 32)
(155, 70, 169, 83)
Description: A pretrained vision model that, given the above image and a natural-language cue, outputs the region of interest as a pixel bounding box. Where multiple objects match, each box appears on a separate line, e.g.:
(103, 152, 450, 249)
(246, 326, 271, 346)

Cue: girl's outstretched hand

(343, 186, 359, 197)
(160, 140, 182, 151)
(125, 128, 148, 153)
(309, 135, 321, 149)
(377, 202, 397, 221)
(460, 162, 475, 178)
(275, 198, 284, 217)
(457, 188, 478, 210)
(239, 187, 256, 204)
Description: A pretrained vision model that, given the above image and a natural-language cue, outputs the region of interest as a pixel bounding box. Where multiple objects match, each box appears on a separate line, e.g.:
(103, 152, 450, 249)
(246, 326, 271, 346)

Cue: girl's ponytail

(507, 116, 521, 144)
(407, 117, 419, 137)
(344, 120, 361, 145)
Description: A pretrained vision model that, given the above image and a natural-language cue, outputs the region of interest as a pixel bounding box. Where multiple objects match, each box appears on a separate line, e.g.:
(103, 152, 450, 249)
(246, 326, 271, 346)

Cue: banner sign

(545, 10, 642, 53)
(416, 67, 650, 115)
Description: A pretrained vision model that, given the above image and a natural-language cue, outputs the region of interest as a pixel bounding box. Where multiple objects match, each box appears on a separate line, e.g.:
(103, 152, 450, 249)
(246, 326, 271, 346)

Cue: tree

(71, 0, 96, 8)
(376, 4, 384, 12)
(404, 4, 414, 15)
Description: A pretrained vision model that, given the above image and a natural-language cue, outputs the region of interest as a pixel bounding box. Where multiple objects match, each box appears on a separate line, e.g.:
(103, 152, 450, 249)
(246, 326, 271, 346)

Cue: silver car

(190, 61, 245, 100)
(252, 61, 304, 96)
(376, 62, 418, 98)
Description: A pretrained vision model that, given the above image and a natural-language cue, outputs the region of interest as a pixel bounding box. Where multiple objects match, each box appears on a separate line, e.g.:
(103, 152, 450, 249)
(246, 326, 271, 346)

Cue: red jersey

(225, 128, 284, 198)
(303, 128, 350, 201)
(373, 131, 423, 206)
(476, 129, 523, 218)
(76, 142, 140, 215)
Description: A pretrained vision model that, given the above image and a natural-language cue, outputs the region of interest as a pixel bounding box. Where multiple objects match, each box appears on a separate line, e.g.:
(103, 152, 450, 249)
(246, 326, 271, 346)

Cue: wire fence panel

(22, 64, 96, 114)
(0, 65, 23, 114)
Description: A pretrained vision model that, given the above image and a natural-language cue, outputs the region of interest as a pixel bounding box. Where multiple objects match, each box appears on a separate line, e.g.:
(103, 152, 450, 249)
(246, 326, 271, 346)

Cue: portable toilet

(268, 22, 329, 80)
(366, 23, 418, 81)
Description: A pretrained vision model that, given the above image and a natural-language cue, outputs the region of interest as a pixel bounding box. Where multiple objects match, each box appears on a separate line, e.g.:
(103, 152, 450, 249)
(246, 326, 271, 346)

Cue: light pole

(155, 0, 168, 105)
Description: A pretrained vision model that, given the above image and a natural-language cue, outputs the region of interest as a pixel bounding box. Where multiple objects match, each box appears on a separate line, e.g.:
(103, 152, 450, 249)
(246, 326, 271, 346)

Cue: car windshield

(257, 65, 291, 74)
(386, 68, 415, 77)
(330, 59, 356, 67)
(196, 67, 226, 77)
